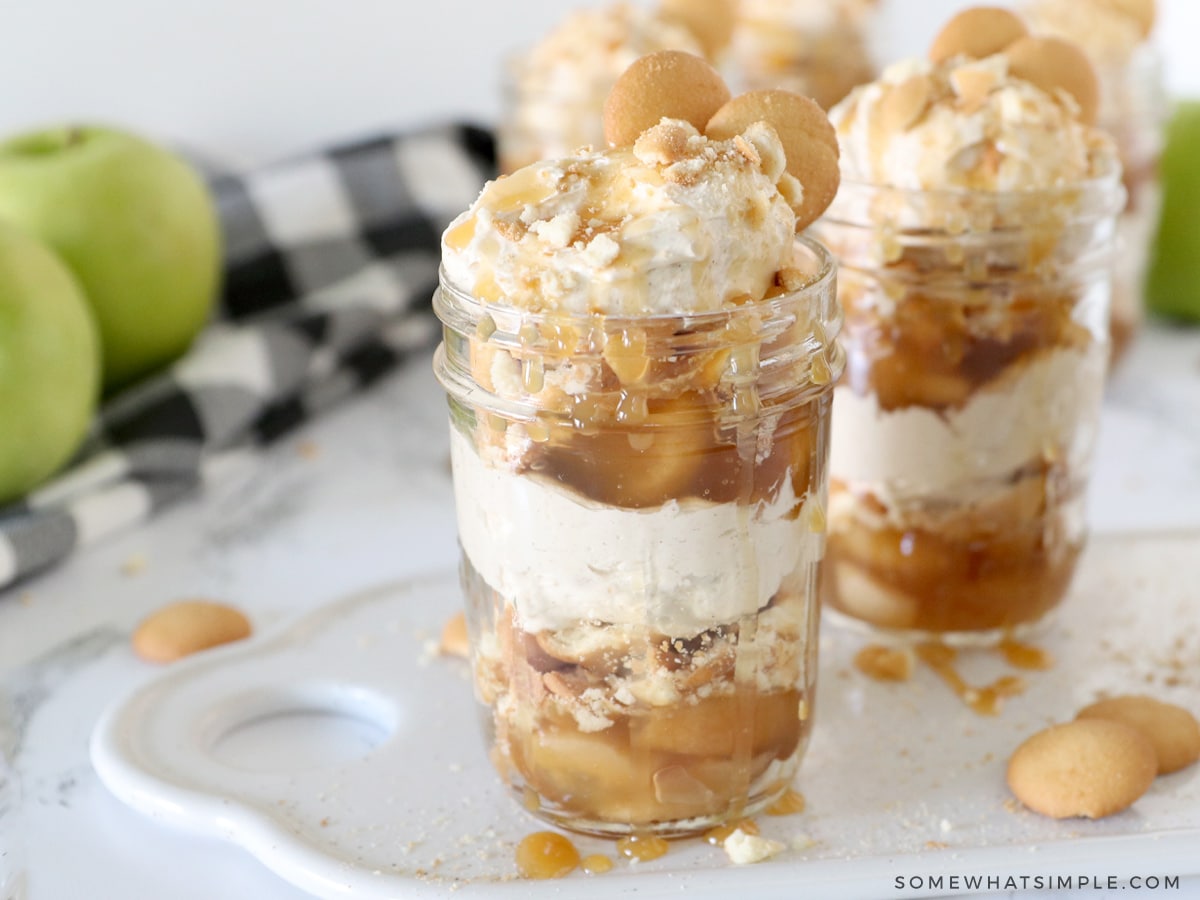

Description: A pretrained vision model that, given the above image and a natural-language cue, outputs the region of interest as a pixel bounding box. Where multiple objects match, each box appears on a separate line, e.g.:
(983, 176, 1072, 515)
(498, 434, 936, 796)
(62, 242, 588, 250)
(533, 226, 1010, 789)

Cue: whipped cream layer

(830, 346, 1106, 510)
(830, 54, 1118, 192)
(443, 120, 796, 316)
(506, 4, 702, 162)
(450, 427, 823, 636)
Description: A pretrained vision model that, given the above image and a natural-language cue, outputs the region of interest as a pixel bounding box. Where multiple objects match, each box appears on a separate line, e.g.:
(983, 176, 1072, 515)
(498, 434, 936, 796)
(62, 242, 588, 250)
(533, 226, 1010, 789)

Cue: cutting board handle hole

(205, 683, 398, 774)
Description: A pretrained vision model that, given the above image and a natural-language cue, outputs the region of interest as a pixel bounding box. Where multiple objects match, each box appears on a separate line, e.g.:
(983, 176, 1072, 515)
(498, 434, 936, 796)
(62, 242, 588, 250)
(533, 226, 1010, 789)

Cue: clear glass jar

(1098, 45, 1167, 362)
(731, 0, 878, 109)
(433, 237, 841, 836)
(814, 177, 1123, 641)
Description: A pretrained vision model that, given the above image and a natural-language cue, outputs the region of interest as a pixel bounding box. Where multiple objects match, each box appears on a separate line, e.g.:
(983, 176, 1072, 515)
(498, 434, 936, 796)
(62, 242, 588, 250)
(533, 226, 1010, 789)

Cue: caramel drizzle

(616, 834, 669, 862)
(765, 788, 807, 816)
(998, 638, 1055, 671)
(704, 818, 760, 846)
(515, 831, 580, 879)
(915, 643, 1027, 716)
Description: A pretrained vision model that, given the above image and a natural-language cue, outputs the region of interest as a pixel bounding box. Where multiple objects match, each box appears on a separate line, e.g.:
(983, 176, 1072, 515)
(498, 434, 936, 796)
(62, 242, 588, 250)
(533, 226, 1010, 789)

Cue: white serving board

(91, 532, 1200, 899)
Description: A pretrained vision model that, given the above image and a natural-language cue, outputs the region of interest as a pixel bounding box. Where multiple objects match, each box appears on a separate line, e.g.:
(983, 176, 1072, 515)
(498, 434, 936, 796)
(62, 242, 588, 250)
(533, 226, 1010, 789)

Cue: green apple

(1146, 100, 1200, 322)
(0, 125, 221, 391)
(0, 222, 100, 505)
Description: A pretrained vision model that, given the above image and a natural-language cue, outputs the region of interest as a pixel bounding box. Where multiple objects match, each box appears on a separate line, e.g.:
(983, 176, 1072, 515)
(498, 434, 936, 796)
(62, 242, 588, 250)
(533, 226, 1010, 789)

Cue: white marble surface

(1, 322, 1199, 899)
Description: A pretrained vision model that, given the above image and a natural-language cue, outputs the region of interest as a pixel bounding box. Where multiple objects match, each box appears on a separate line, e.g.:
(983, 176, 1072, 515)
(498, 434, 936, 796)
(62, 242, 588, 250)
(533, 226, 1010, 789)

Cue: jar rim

(435, 233, 838, 331)
(822, 169, 1127, 233)
(830, 167, 1124, 206)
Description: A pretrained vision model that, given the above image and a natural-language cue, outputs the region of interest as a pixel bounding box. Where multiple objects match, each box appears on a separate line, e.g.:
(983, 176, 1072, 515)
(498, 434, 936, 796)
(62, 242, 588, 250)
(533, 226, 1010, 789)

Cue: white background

(1, 0, 1197, 166)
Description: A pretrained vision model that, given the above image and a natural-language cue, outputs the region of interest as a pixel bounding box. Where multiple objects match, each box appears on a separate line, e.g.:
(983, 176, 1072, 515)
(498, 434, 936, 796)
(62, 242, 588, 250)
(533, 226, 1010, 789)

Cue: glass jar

(433, 237, 841, 836)
(814, 177, 1123, 641)
(1098, 45, 1167, 362)
(731, 0, 878, 109)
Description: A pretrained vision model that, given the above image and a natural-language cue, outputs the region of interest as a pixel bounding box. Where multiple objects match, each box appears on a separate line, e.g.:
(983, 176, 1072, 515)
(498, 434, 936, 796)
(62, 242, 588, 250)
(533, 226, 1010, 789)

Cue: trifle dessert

(731, 0, 879, 110)
(815, 8, 1125, 638)
(435, 52, 844, 835)
(497, 3, 706, 174)
(1025, 0, 1166, 361)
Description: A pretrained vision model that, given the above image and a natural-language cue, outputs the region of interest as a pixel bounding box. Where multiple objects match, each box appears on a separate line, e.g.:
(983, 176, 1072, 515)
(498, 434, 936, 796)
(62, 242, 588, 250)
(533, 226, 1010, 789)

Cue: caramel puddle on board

(999, 638, 1055, 671)
(915, 643, 1029, 716)
(854, 644, 915, 681)
(581, 854, 614, 874)
(515, 831, 581, 879)
(616, 834, 670, 862)
(849, 636, 1055, 714)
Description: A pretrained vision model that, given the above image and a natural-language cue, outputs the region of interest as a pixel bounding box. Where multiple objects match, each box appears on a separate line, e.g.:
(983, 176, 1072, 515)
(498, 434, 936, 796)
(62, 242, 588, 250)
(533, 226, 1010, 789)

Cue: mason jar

(433, 236, 841, 836)
(815, 176, 1123, 641)
(1099, 44, 1167, 363)
(731, 0, 877, 110)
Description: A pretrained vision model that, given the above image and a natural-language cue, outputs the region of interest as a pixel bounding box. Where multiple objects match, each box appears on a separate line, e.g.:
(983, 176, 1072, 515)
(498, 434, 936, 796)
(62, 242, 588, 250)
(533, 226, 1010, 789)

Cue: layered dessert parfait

(731, 0, 879, 110)
(497, 3, 704, 174)
(436, 53, 843, 834)
(815, 8, 1124, 638)
(1025, 0, 1165, 361)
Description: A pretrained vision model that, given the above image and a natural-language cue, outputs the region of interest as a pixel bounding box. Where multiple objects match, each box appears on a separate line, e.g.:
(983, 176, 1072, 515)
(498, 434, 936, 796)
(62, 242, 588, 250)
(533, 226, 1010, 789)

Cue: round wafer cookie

(877, 73, 933, 136)
(1006, 35, 1100, 124)
(1077, 695, 1200, 775)
(1007, 718, 1157, 819)
(928, 7, 1029, 64)
(603, 50, 731, 147)
(705, 89, 840, 230)
(133, 599, 252, 663)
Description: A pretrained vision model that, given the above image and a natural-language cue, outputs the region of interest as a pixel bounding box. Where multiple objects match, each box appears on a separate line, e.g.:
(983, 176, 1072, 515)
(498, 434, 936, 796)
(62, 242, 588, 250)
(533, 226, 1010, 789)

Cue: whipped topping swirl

(443, 119, 796, 315)
(829, 54, 1119, 192)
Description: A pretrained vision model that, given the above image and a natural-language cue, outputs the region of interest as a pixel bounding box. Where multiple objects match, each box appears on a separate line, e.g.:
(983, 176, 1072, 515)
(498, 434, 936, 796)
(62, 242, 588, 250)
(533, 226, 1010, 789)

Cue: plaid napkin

(0, 123, 495, 591)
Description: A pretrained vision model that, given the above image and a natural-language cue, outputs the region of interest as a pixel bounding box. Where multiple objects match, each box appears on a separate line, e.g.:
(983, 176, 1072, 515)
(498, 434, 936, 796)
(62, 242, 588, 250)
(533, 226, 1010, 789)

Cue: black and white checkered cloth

(0, 123, 495, 591)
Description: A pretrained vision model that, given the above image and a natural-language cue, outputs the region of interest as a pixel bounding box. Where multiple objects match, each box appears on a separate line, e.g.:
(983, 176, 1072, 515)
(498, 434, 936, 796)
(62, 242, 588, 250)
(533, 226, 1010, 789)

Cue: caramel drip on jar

(704, 818, 760, 845)
(765, 788, 806, 816)
(616, 834, 670, 862)
(521, 786, 541, 811)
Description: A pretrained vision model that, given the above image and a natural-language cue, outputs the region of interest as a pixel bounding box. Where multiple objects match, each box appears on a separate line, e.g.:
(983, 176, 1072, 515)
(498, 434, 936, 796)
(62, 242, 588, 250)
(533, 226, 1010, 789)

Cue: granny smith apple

(0, 125, 221, 391)
(0, 222, 100, 506)
(1146, 100, 1200, 323)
